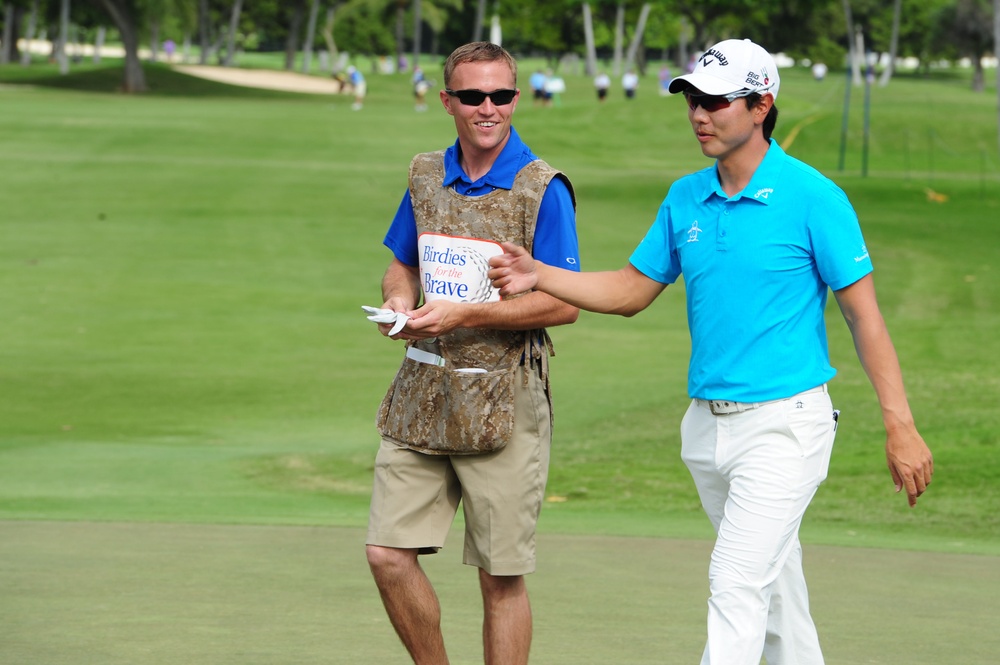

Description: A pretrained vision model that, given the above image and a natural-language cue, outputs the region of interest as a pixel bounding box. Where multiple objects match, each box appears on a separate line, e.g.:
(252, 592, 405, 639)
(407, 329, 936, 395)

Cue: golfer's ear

(754, 94, 774, 121)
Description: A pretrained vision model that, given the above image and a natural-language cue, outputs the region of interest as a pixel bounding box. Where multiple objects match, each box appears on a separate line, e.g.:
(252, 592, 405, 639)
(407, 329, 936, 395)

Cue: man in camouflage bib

(365, 42, 580, 664)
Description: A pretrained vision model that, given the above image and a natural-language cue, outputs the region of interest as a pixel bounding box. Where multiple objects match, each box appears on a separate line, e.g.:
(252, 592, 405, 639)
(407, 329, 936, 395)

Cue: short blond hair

(443, 42, 517, 89)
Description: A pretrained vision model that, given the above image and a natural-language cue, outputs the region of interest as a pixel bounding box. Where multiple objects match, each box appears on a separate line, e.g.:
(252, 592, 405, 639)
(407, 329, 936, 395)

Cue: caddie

(364, 42, 580, 664)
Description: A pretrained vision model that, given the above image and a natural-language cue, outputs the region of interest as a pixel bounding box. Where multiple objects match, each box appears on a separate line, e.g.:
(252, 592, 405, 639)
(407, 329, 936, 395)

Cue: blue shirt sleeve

(809, 185, 873, 291)
(629, 193, 680, 285)
(383, 190, 419, 267)
(532, 176, 581, 272)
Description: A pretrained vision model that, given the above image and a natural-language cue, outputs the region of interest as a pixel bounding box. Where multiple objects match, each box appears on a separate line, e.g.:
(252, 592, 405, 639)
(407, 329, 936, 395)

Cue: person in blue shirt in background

(347, 65, 366, 110)
(489, 38, 933, 665)
(365, 42, 579, 665)
(529, 68, 549, 106)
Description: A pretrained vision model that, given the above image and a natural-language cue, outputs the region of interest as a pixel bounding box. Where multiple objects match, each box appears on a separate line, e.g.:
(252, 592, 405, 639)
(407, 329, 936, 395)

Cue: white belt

(405, 346, 487, 374)
(406, 346, 445, 367)
(699, 384, 827, 416)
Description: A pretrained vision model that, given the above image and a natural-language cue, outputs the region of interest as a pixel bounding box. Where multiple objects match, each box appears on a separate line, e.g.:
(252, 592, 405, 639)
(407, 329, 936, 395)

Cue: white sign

(418, 232, 504, 303)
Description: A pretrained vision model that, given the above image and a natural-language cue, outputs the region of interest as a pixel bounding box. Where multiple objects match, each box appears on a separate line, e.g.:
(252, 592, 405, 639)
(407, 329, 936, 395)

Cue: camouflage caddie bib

(376, 150, 572, 454)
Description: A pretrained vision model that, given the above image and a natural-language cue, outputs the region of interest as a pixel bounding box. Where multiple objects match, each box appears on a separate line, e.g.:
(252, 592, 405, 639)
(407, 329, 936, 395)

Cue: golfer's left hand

(885, 428, 933, 507)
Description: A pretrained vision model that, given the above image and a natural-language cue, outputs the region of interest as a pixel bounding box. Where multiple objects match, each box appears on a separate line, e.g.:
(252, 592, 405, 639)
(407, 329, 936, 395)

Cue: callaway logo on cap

(668, 38, 780, 100)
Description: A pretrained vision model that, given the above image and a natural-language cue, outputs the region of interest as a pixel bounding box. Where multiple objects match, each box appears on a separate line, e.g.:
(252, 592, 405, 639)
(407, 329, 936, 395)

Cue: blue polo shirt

(630, 140, 873, 402)
(384, 127, 580, 271)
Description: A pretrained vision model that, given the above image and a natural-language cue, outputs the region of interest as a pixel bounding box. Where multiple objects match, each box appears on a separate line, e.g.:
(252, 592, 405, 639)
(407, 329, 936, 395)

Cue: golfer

(489, 38, 933, 665)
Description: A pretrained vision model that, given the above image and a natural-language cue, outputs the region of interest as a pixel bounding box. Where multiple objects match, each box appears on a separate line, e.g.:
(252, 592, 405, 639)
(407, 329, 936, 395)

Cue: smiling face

(441, 60, 520, 164)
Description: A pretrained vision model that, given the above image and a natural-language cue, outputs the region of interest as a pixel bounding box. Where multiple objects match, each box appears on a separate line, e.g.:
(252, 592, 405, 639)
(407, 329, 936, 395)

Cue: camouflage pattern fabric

(376, 152, 571, 454)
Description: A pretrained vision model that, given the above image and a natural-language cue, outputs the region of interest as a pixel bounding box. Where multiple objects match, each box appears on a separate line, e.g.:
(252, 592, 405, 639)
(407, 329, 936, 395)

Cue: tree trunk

(972, 54, 984, 92)
(58, 0, 69, 74)
(995, 0, 1000, 154)
(412, 0, 422, 68)
(93, 25, 105, 64)
(284, 5, 303, 70)
(624, 3, 651, 73)
(677, 17, 689, 71)
(21, 0, 38, 66)
(1, 4, 14, 65)
(582, 2, 597, 77)
(612, 2, 624, 77)
(198, 0, 210, 64)
(321, 6, 339, 69)
(472, 0, 486, 42)
(1, 5, 21, 63)
(394, 3, 404, 70)
(841, 0, 862, 86)
(301, 0, 320, 73)
(223, 0, 243, 67)
(96, 0, 148, 92)
(878, 0, 901, 87)
(150, 19, 160, 63)
(854, 27, 865, 87)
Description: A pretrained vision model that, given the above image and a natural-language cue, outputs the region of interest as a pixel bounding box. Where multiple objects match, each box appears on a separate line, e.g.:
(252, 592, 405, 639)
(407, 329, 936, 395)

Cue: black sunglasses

(445, 88, 517, 106)
(684, 89, 755, 112)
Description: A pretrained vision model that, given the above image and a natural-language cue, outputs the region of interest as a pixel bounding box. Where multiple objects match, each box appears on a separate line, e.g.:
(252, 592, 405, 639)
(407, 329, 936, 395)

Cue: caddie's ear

(440, 88, 455, 115)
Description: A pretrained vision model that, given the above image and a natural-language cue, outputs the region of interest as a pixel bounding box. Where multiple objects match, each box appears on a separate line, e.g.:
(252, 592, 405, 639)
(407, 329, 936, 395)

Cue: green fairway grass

(3, 59, 996, 551)
(3, 521, 999, 664)
(1, 57, 998, 664)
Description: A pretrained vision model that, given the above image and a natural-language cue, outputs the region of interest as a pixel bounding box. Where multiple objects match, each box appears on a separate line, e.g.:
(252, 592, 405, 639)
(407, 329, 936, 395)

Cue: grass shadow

(0, 61, 320, 99)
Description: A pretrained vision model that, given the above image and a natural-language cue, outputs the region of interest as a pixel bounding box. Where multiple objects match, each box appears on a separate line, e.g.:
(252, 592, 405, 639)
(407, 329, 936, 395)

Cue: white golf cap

(668, 38, 780, 101)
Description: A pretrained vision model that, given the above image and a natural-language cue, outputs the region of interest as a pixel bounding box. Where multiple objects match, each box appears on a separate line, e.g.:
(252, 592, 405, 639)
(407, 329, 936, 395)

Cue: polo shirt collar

(742, 139, 784, 204)
(443, 127, 525, 191)
(701, 139, 784, 205)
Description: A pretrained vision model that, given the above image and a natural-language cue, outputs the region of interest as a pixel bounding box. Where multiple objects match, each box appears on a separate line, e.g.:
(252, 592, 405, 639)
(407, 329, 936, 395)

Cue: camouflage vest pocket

(376, 358, 517, 455)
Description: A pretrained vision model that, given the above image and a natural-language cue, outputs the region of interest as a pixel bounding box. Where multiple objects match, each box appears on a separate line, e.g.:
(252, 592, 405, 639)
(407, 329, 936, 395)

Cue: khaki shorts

(366, 367, 551, 576)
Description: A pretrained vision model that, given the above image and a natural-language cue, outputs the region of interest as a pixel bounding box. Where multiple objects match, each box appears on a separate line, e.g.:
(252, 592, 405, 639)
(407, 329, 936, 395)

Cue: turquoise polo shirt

(630, 140, 873, 402)
(385, 127, 580, 272)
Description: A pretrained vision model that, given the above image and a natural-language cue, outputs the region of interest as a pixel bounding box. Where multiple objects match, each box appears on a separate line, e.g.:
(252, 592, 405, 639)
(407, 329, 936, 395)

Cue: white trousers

(680, 386, 838, 665)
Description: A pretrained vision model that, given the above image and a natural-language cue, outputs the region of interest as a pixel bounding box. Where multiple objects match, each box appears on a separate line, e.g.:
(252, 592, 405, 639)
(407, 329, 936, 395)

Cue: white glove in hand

(362, 306, 410, 336)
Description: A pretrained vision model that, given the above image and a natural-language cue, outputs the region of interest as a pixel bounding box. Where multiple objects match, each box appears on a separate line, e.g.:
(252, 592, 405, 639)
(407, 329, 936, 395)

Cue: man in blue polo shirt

(489, 38, 933, 665)
(365, 42, 579, 664)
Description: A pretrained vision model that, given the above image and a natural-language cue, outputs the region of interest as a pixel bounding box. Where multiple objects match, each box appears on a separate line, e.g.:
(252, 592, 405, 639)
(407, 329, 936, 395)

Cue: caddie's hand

(488, 242, 539, 296)
(885, 428, 933, 507)
(405, 300, 465, 339)
(375, 297, 415, 339)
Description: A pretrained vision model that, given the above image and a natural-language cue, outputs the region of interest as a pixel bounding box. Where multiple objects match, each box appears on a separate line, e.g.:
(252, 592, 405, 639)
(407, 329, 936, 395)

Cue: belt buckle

(710, 400, 737, 415)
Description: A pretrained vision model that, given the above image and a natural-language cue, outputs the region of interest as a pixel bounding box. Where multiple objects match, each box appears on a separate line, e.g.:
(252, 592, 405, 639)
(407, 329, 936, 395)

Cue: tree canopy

(0, 0, 994, 92)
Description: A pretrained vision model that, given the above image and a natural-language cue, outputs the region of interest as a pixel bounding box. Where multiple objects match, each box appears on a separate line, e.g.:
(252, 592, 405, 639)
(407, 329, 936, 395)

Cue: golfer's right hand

(489, 242, 539, 296)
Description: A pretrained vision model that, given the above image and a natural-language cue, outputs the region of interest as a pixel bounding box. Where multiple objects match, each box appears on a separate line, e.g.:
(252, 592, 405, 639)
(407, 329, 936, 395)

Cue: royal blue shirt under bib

(384, 127, 580, 272)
